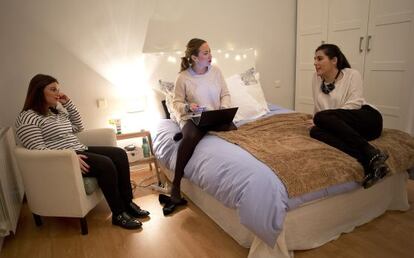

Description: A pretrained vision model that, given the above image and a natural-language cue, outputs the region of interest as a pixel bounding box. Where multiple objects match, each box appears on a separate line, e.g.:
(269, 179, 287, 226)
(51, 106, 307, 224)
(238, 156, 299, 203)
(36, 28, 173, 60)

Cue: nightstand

(116, 131, 162, 187)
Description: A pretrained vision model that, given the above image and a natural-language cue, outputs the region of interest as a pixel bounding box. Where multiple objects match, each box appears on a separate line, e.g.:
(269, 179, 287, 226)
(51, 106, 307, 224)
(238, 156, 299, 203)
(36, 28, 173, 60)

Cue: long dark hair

(180, 38, 207, 72)
(316, 44, 351, 70)
(22, 74, 58, 115)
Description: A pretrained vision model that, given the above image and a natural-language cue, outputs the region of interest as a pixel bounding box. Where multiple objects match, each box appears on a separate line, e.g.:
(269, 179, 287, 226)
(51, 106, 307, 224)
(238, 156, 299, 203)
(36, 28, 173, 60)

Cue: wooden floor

(1, 170, 413, 258)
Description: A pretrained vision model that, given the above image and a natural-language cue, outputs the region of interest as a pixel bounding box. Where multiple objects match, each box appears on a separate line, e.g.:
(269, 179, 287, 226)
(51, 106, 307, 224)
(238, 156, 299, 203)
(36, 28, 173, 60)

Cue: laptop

(190, 107, 238, 129)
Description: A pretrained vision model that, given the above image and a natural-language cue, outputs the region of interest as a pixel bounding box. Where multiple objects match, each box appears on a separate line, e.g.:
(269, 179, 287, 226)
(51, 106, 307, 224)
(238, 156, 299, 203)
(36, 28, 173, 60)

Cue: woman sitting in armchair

(15, 74, 150, 230)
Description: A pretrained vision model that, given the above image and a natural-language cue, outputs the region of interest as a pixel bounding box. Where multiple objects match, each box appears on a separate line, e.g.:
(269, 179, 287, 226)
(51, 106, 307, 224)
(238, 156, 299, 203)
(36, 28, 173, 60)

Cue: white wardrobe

(295, 0, 414, 132)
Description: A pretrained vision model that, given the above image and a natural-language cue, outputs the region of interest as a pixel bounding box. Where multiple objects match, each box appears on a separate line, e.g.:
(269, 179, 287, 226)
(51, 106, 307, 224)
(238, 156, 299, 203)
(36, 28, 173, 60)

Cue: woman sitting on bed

(159, 38, 232, 215)
(309, 43, 389, 189)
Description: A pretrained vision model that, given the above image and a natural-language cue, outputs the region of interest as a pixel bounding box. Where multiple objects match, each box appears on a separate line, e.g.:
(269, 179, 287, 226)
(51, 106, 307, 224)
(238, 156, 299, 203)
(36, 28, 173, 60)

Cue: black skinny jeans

(79, 146, 133, 215)
(172, 121, 236, 193)
(173, 121, 207, 190)
(310, 105, 383, 173)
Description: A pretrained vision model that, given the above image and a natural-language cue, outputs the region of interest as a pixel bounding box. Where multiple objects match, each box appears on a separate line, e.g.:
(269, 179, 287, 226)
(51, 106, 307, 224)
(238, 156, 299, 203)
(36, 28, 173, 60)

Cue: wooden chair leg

(80, 217, 88, 235)
(32, 213, 42, 226)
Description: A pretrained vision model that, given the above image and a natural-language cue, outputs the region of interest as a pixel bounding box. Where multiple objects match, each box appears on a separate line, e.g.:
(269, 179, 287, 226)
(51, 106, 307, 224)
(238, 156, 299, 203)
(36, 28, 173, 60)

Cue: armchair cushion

(77, 128, 116, 195)
(83, 177, 99, 195)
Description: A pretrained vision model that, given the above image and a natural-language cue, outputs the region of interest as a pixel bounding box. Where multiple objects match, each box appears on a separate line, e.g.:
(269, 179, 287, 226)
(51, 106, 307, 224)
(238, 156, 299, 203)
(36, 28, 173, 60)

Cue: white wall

(144, 0, 297, 110)
(0, 0, 296, 131)
(0, 0, 156, 130)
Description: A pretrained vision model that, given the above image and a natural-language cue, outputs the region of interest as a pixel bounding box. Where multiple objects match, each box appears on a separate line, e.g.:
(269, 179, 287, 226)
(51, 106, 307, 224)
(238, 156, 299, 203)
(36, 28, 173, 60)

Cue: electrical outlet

(274, 80, 281, 88)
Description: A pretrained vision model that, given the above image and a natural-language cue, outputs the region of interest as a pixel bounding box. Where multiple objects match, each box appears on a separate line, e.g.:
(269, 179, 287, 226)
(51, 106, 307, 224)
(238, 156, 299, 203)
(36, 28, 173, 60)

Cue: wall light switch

(274, 80, 281, 88)
(97, 98, 107, 109)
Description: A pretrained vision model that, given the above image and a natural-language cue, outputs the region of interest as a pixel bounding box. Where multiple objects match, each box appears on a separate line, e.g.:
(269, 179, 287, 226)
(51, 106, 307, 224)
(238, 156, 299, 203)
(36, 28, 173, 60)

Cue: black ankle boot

(362, 150, 390, 189)
(362, 172, 377, 189)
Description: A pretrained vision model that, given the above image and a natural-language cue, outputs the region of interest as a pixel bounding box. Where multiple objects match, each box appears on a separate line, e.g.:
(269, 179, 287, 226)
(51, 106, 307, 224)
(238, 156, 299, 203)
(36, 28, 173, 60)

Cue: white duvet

(152, 106, 359, 247)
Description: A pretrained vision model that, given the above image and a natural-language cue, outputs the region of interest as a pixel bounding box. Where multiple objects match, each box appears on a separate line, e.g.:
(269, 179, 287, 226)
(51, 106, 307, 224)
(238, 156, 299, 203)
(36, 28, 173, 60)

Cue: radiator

(0, 127, 24, 238)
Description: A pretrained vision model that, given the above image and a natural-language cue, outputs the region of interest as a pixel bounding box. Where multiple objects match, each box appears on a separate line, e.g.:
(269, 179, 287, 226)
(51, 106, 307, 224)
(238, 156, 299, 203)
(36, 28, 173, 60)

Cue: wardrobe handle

(359, 36, 364, 52)
(366, 35, 372, 52)
(321, 40, 325, 44)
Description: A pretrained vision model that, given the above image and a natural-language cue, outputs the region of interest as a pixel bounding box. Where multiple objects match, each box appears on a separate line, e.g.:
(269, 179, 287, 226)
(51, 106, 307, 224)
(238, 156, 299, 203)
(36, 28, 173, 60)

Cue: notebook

(190, 107, 238, 128)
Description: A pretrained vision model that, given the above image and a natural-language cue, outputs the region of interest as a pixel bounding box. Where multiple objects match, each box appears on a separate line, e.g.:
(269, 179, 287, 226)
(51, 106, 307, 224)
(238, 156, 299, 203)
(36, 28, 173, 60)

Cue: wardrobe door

(295, 0, 329, 113)
(327, 0, 370, 75)
(363, 0, 414, 130)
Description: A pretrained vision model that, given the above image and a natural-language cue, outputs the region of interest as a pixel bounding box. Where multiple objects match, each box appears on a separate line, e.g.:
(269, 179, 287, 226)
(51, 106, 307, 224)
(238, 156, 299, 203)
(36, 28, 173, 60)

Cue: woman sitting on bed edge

(159, 38, 234, 215)
(309, 43, 389, 189)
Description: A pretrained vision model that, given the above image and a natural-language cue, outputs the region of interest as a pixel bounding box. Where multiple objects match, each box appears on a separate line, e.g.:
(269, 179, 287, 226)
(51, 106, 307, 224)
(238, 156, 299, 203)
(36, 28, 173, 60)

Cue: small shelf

(128, 156, 156, 166)
(116, 130, 162, 185)
(116, 131, 150, 140)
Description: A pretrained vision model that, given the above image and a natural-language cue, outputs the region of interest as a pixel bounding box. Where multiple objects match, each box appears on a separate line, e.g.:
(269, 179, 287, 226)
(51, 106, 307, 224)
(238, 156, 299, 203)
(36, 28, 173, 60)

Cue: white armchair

(14, 128, 117, 235)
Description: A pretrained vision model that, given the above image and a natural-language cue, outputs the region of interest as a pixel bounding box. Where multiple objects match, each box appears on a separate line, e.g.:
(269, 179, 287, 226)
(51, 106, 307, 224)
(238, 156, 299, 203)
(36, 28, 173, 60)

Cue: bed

(148, 50, 413, 257)
(152, 104, 414, 258)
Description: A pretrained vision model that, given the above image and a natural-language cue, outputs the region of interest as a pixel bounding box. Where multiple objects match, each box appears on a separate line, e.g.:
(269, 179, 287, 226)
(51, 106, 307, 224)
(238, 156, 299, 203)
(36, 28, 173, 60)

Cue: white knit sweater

(312, 68, 371, 113)
(172, 65, 231, 124)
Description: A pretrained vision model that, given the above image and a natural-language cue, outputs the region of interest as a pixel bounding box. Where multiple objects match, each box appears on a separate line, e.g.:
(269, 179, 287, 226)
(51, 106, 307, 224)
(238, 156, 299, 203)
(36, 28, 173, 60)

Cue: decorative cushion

(240, 67, 259, 85)
(239, 68, 269, 112)
(157, 80, 174, 117)
(158, 79, 175, 95)
(83, 177, 100, 195)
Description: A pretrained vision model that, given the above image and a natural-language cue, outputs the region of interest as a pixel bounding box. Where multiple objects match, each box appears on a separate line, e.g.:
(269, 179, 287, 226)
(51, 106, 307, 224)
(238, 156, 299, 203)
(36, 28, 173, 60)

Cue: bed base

(159, 164, 409, 258)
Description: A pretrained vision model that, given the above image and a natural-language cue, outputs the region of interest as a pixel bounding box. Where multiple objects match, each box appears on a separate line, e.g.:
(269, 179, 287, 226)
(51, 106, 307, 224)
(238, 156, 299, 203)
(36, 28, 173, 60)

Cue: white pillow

(226, 74, 267, 122)
(240, 68, 269, 112)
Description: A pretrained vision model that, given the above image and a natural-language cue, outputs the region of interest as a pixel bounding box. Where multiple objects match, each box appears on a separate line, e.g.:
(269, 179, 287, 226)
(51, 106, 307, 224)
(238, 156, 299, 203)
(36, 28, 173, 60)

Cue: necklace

(321, 70, 341, 94)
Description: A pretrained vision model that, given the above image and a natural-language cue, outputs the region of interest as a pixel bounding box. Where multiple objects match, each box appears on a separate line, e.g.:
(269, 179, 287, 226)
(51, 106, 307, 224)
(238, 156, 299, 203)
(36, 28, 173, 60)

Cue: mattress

(152, 107, 363, 246)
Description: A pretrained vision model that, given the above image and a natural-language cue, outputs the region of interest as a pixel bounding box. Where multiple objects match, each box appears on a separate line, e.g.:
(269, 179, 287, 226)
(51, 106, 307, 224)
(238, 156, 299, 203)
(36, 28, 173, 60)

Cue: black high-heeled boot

(362, 149, 390, 188)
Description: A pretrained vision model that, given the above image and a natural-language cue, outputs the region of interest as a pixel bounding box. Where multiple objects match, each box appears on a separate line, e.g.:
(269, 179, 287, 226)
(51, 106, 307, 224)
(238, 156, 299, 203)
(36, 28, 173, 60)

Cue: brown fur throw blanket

(212, 112, 414, 197)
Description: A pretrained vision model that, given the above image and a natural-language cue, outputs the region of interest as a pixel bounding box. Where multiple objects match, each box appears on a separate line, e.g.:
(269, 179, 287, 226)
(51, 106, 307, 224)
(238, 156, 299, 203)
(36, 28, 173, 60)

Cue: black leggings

(310, 105, 383, 172)
(79, 146, 133, 215)
(172, 121, 207, 191)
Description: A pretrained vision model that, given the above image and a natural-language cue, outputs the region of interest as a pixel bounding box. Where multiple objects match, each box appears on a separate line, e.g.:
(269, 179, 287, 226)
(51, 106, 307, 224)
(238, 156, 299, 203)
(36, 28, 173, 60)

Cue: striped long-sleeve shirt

(15, 100, 87, 151)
